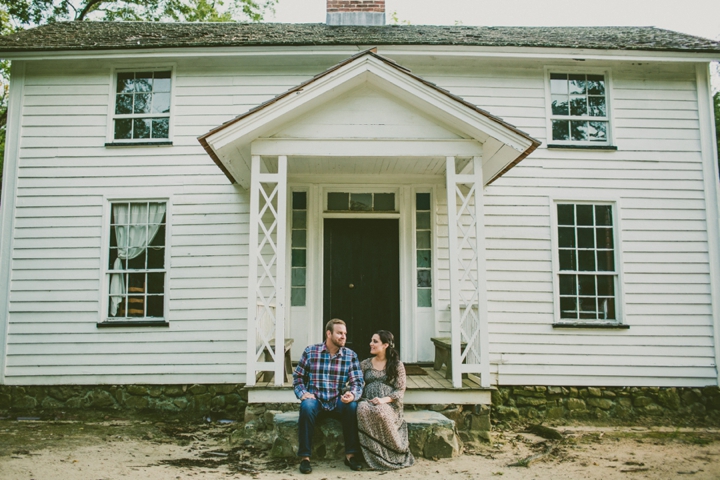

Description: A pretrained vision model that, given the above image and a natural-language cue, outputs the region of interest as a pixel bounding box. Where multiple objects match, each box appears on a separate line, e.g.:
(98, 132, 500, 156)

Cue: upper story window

(108, 201, 167, 320)
(556, 203, 618, 322)
(549, 73, 609, 145)
(113, 71, 171, 141)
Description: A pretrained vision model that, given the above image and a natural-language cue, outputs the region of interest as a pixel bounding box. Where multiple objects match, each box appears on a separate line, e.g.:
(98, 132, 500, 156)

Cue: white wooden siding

(3, 56, 717, 386)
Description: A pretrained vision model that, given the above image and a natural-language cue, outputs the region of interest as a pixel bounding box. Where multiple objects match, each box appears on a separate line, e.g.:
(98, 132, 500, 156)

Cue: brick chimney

(327, 1, 386, 26)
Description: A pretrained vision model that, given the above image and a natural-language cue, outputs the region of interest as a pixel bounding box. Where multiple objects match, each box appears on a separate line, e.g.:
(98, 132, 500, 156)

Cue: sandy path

(1, 419, 718, 479)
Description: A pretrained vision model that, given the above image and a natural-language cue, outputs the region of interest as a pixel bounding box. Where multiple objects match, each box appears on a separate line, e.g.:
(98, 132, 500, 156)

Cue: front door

(323, 219, 400, 359)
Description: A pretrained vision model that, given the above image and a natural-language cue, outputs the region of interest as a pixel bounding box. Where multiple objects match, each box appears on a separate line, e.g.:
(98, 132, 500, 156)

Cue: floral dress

(357, 358, 415, 470)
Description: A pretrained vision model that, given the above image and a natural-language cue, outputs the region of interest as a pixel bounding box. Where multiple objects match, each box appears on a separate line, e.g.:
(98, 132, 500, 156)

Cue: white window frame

(544, 66, 614, 147)
(550, 197, 625, 325)
(413, 189, 434, 309)
(100, 197, 171, 323)
(106, 66, 176, 144)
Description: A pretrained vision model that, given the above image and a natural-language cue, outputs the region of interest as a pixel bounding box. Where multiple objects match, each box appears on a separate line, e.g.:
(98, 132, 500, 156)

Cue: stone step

(233, 409, 462, 460)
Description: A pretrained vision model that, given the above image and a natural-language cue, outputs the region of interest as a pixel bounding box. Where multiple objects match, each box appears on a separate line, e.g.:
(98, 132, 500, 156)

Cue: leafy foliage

(0, 0, 276, 187)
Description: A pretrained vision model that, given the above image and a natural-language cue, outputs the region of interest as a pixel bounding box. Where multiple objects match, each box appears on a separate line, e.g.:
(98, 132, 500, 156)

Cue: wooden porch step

(243, 365, 493, 405)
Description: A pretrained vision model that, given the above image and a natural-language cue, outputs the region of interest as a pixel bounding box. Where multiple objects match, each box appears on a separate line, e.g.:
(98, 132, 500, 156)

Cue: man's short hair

(325, 318, 346, 333)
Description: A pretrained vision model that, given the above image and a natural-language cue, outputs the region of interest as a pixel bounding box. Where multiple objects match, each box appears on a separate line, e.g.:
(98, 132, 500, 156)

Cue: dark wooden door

(323, 219, 400, 359)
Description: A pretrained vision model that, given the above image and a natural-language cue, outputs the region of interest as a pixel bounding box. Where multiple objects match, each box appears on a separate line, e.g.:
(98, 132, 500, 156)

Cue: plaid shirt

(293, 342, 364, 411)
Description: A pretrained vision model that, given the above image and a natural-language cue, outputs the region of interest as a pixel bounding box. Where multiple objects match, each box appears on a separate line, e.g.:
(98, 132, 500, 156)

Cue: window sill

(553, 322, 629, 329)
(105, 141, 173, 147)
(97, 320, 169, 328)
(547, 144, 618, 151)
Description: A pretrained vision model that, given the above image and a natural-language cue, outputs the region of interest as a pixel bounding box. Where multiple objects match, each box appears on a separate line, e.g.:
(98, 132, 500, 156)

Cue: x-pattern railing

(254, 183, 280, 364)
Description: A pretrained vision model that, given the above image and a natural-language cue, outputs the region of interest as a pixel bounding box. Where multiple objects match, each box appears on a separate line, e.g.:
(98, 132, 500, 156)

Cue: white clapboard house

(1, 2, 719, 404)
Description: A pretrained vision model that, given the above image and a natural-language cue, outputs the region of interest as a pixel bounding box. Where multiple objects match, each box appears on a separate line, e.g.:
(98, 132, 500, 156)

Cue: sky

(270, 0, 720, 42)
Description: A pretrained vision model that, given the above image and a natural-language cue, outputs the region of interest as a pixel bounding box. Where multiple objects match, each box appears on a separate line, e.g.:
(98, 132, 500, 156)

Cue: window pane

(374, 193, 395, 211)
(577, 227, 594, 248)
(133, 118, 151, 139)
(115, 94, 133, 114)
(147, 246, 165, 269)
(147, 272, 164, 294)
(588, 96, 606, 116)
(291, 287, 306, 307)
(293, 191, 307, 210)
(558, 227, 575, 248)
(153, 71, 171, 92)
(152, 92, 171, 114)
(597, 250, 615, 272)
(560, 296, 577, 318)
(551, 95, 569, 115)
(133, 93, 151, 114)
(327, 192, 348, 210)
(416, 231, 431, 249)
(147, 295, 164, 317)
(128, 251, 147, 269)
(417, 250, 431, 268)
(128, 296, 145, 317)
(569, 74, 586, 94)
(559, 274, 576, 295)
(416, 212, 431, 230)
(114, 119, 132, 139)
(578, 274, 596, 295)
(596, 228, 613, 249)
(417, 289, 432, 307)
(600, 298, 616, 319)
(570, 96, 587, 116)
(597, 275, 614, 296)
(576, 205, 593, 225)
(151, 118, 169, 139)
(550, 74, 568, 94)
(552, 120, 570, 141)
(578, 250, 596, 271)
(291, 268, 306, 287)
(293, 211, 307, 229)
(579, 297, 597, 319)
(350, 193, 372, 211)
(570, 120, 588, 141)
(416, 193, 431, 210)
(417, 270, 432, 288)
(117, 72, 135, 93)
(557, 204, 575, 225)
(588, 121, 607, 141)
(559, 249, 576, 271)
(586, 75, 605, 95)
(292, 230, 306, 248)
(291, 249, 306, 267)
(134, 73, 153, 92)
(595, 205, 612, 226)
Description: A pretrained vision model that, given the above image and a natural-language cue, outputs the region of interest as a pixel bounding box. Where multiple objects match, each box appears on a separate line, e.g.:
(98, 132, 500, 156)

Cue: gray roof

(0, 21, 719, 54)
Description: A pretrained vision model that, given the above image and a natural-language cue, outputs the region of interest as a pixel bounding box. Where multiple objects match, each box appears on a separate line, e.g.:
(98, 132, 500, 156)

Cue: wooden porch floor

(245, 365, 492, 405)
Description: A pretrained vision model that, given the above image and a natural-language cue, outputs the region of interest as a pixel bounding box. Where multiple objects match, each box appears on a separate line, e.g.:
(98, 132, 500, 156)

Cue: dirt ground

(1, 416, 719, 480)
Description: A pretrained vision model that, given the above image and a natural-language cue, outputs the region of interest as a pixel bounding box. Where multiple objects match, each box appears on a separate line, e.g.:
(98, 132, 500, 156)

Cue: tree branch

(77, 0, 107, 21)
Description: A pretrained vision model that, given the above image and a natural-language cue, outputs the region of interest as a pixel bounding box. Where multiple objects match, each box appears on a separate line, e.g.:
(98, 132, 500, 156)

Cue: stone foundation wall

(0, 384, 247, 417)
(492, 386, 720, 425)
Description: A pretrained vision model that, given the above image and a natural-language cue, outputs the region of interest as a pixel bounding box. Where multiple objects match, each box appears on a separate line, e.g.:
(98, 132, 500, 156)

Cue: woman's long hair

(375, 330, 400, 386)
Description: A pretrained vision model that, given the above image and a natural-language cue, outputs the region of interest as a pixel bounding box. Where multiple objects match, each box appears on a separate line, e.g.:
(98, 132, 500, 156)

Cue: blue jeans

(297, 397, 359, 458)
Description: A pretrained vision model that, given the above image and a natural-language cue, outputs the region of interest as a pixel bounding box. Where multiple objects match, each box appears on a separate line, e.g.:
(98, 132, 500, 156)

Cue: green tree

(0, 0, 276, 187)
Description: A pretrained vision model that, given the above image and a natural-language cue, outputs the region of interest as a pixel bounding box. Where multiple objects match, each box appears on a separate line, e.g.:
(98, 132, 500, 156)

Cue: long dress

(357, 358, 415, 470)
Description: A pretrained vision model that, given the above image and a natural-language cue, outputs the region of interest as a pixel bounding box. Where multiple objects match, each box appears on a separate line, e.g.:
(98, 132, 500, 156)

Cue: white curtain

(109, 202, 167, 316)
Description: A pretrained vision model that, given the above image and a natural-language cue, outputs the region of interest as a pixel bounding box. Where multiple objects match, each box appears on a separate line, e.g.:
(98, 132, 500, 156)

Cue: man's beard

(331, 337, 346, 348)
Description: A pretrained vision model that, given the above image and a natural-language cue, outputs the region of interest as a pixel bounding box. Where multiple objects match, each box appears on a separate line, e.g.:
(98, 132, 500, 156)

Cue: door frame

(286, 183, 418, 362)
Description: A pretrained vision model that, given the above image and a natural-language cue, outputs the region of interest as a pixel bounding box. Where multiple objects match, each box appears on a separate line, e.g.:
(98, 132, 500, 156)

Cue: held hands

(370, 396, 391, 405)
(301, 392, 316, 400)
(340, 391, 355, 404)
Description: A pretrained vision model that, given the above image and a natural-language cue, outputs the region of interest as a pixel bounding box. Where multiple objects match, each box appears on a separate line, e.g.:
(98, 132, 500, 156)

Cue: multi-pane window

(326, 192, 395, 212)
(108, 202, 167, 319)
(291, 192, 308, 306)
(550, 73, 609, 144)
(557, 204, 617, 321)
(416, 193, 432, 307)
(113, 71, 171, 141)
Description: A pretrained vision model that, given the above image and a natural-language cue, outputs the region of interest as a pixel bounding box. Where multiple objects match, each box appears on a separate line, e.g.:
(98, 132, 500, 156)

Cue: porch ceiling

(198, 49, 540, 189)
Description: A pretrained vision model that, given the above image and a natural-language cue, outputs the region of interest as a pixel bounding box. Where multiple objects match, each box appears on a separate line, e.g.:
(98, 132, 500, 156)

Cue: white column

(446, 156, 463, 388)
(246, 155, 288, 386)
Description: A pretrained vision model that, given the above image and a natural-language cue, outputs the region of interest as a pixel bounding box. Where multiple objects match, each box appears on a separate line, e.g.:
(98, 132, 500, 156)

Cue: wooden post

(245, 155, 262, 386)
(472, 156, 490, 387)
(446, 156, 463, 388)
(273, 156, 288, 385)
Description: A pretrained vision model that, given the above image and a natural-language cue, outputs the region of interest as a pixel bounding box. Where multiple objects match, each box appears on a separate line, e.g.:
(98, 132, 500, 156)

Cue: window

(556, 203, 617, 322)
(326, 192, 395, 212)
(416, 193, 432, 307)
(113, 71, 171, 141)
(291, 192, 307, 306)
(107, 201, 167, 320)
(549, 73, 609, 144)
